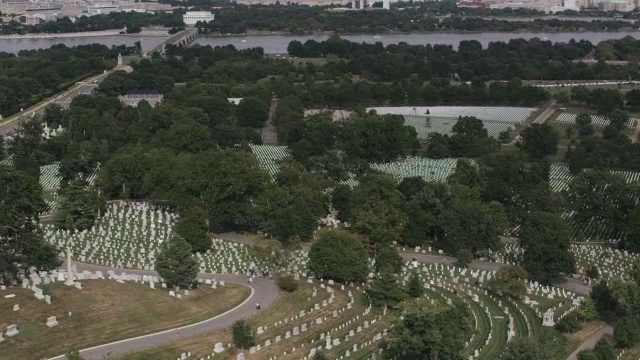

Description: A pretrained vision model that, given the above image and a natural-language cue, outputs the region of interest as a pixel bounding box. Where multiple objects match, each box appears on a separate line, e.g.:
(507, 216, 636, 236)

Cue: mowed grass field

(115, 284, 316, 360)
(0, 280, 249, 360)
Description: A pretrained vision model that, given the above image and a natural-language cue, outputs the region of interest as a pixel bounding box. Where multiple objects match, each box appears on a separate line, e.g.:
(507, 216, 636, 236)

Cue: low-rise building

(182, 11, 214, 26)
(85, 4, 118, 15)
(118, 91, 163, 107)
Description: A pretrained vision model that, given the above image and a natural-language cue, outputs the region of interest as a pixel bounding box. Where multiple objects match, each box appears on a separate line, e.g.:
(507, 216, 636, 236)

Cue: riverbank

(202, 27, 640, 38)
(194, 31, 640, 54)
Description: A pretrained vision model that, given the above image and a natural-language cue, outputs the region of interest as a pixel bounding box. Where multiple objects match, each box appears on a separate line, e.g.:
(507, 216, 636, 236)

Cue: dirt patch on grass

(0, 280, 249, 359)
(566, 321, 607, 343)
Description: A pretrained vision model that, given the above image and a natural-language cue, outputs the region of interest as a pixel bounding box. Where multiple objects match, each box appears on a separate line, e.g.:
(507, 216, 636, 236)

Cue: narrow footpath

(566, 323, 615, 360)
(508, 100, 558, 146)
(261, 96, 278, 145)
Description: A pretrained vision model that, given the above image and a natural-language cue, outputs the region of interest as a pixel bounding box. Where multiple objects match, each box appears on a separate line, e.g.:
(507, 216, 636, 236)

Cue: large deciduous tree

(449, 116, 498, 158)
(384, 300, 472, 360)
(575, 113, 594, 137)
(351, 173, 407, 247)
(488, 265, 528, 298)
(236, 97, 269, 128)
(564, 170, 638, 239)
(173, 149, 270, 232)
(520, 123, 559, 159)
(440, 194, 507, 253)
(520, 212, 575, 284)
(480, 151, 555, 228)
(339, 113, 418, 163)
(254, 164, 329, 244)
(308, 229, 369, 283)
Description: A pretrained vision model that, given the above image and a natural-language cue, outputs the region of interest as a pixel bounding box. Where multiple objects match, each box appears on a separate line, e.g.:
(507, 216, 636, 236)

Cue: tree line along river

(2, 30, 640, 54)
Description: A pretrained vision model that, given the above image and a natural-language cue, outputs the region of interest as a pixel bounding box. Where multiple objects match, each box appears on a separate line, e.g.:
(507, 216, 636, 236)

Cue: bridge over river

(145, 28, 198, 56)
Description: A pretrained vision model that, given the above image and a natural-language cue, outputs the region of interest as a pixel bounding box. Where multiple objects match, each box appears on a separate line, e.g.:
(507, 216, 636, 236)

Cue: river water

(1, 31, 640, 54)
(195, 31, 640, 53)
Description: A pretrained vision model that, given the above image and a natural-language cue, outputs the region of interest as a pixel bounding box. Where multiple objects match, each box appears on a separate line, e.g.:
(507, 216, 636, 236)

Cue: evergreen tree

(407, 272, 423, 298)
(577, 297, 598, 321)
(155, 235, 198, 288)
(232, 320, 256, 349)
(614, 317, 640, 348)
(175, 206, 210, 253)
(55, 180, 105, 232)
(366, 271, 406, 309)
(0, 164, 59, 283)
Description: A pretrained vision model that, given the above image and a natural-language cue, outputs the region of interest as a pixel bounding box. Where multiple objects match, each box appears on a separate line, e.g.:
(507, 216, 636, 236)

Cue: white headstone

(6, 324, 19, 337)
(46, 316, 59, 328)
(213, 342, 225, 353)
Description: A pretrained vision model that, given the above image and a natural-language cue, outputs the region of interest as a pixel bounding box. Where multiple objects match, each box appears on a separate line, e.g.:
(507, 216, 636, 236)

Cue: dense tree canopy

(0, 44, 124, 118)
(564, 170, 639, 240)
(155, 234, 198, 288)
(308, 229, 369, 283)
(520, 212, 575, 284)
(0, 164, 59, 284)
(519, 123, 559, 159)
(384, 300, 472, 360)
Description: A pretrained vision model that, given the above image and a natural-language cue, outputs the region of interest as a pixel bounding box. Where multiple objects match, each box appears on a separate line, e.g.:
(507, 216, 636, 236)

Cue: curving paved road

(47, 263, 280, 360)
(44, 234, 591, 359)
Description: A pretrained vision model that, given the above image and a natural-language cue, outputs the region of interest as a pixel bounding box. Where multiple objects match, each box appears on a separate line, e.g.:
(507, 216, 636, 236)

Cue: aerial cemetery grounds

(4, 104, 640, 360)
(6, 36, 640, 360)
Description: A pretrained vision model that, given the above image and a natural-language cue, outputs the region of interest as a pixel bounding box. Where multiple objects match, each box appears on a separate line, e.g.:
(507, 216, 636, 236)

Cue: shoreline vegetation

(201, 28, 640, 38)
(2, 3, 640, 37)
(3, 27, 640, 41)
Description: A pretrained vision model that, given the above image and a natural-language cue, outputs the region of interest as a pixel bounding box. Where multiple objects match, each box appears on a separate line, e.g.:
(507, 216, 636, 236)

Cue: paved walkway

(261, 97, 278, 144)
(508, 100, 558, 146)
(47, 263, 279, 360)
(566, 323, 615, 360)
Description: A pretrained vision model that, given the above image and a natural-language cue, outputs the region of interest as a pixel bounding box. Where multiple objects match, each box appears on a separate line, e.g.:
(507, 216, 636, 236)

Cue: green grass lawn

(0, 280, 250, 360)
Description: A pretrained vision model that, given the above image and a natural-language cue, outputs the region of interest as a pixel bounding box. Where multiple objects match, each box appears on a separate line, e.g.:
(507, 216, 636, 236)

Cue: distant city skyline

(458, 0, 639, 12)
